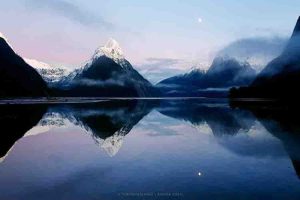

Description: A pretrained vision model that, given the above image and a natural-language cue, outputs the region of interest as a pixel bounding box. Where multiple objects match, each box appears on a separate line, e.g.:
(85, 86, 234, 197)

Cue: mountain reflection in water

(1, 99, 300, 199)
(43, 100, 155, 156)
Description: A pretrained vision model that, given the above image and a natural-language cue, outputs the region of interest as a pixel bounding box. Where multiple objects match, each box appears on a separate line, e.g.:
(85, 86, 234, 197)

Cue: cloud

(73, 78, 125, 87)
(145, 58, 183, 66)
(134, 58, 188, 84)
(24, 0, 113, 29)
(135, 57, 208, 84)
(198, 18, 203, 23)
(217, 37, 288, 71)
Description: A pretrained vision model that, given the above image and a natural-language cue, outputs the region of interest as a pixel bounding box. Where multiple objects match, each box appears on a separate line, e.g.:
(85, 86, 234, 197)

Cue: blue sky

(0, 0, 299, 82)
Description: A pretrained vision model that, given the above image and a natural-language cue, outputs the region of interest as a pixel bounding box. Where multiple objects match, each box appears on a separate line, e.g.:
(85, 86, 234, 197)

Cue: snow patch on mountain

(0, 32, 13, 48)
(94, 38, 124, 61)
(192, 122, 212, 135)
(90, 131, 125, 157)
(61, 38, 128, 83)
(188, 62, 209, 73)
(24, 58, 52, 69)
(101, 134, 124, 157)
(85, 38, 127, 68)
(191, 61, 210, 70)
(24, 58, 71, 83)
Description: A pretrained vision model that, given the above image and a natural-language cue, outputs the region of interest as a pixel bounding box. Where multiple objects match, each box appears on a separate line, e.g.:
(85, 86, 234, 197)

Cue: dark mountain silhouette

(0, 35, 48, 97)
(53, 39, 158, 97)
(158, 57, 256, 97)
(230, 16, 300, 99)
(159, 68, 206, 87)
(203, 57, 256, 88)
(0, 105, 47, 159)
(157, 69, 207, 97)
(156, 69, 205, 97)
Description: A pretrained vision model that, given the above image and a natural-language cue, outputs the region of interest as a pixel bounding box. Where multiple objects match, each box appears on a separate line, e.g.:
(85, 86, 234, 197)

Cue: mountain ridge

(158, 56, 256, 97)
(0, 34, 48, 97)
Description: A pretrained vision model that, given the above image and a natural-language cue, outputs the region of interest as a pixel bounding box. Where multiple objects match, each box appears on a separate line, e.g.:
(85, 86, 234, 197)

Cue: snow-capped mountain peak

(59, 38, 132, 84)
(73, 38, 128, 74)
(188, 62, 209, 73)
(101, 134, 124, 157)
(92, 38, 124, 62)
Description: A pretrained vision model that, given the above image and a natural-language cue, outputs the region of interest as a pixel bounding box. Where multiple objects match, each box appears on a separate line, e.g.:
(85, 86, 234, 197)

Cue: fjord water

(0, 99, 300, 199)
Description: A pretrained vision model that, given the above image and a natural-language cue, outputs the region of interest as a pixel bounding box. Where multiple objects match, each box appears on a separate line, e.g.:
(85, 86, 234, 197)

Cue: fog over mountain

(217, 37, 288, 72)
(157, 56, 256, 97)
(230, 16, 300, 99)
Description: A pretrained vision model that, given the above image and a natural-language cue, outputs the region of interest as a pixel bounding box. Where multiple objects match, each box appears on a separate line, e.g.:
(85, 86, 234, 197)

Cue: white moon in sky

(198, 18, 203, 23)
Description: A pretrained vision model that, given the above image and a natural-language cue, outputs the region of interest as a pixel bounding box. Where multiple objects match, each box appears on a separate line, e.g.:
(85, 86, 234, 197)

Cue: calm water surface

(0, 99, 300, 200)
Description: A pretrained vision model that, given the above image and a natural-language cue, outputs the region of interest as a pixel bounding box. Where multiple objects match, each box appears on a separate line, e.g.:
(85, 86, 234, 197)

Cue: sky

(0, 0, 299, 83)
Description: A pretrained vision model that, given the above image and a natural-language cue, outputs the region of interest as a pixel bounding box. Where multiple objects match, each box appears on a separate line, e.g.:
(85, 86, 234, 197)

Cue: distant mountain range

(158, 57, 256, 97)
(230, 16, 300, 99)
(1, 16, 300, 99)
(24, 58, 70, 83)
(0, 36, 158, 98)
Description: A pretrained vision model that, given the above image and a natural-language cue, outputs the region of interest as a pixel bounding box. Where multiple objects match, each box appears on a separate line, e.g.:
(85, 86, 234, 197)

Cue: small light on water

(198, 172, 202, 176)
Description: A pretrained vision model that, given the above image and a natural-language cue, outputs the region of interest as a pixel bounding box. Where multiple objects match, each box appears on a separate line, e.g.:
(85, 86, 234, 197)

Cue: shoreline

(0, 97, 283, 105)
(0, 97, 214, 105)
